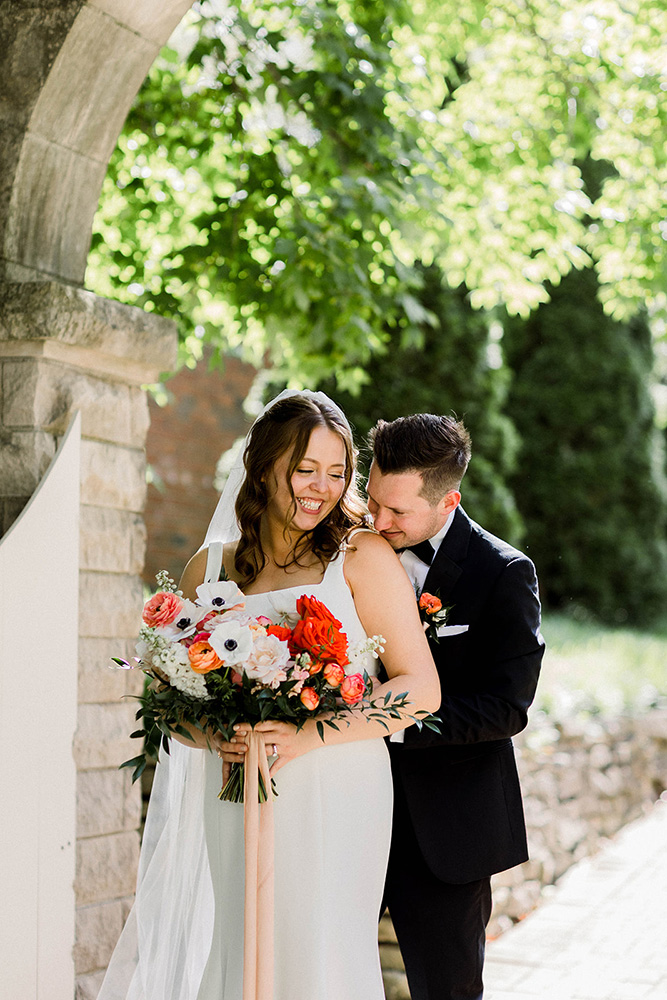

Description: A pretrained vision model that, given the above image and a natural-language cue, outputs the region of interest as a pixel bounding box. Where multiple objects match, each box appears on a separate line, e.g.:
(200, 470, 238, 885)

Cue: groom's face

(366, 463, 459, 550)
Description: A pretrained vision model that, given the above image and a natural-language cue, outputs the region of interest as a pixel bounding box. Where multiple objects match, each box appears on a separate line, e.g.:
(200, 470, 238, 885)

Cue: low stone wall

(380, 707, 667, 999)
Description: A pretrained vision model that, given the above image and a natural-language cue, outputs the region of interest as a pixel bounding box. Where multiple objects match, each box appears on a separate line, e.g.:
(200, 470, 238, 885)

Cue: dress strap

(204, 541, 224, 583)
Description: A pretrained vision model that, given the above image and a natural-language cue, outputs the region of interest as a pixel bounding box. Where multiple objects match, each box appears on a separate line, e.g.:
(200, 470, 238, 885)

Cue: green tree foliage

(86, 0, 667, 385)
(317, 267, 523, 541)
(503, 266, 667, 625)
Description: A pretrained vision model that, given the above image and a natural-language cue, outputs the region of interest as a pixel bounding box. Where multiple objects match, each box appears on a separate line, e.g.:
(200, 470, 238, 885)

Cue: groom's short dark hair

(369, 414, 471, 505)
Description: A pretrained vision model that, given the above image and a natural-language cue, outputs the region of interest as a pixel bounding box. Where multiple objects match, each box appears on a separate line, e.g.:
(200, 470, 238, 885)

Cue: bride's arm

(229, 532, 441, 772)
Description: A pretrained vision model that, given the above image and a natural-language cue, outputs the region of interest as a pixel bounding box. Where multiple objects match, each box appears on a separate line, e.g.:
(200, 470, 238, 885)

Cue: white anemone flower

(208, 619, 254, 666)
(154, 599, 207, 641)
(196, 580, 245, 613)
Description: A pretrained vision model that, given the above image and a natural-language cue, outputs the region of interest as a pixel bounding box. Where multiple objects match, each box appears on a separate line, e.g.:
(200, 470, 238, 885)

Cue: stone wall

(380, 707, 667, 999)
(0, 279, 177, 999)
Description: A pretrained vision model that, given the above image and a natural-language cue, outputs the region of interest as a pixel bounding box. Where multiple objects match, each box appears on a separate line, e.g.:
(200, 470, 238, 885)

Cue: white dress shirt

(390, 508, 457, 743)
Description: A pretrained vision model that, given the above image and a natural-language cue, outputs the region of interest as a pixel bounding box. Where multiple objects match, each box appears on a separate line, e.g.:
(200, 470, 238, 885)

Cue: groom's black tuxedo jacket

(389, 506, 544, 884)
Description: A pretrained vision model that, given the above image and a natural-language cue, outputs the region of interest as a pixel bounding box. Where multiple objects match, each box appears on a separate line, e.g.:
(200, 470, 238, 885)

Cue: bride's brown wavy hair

(234, 395, 367, 588)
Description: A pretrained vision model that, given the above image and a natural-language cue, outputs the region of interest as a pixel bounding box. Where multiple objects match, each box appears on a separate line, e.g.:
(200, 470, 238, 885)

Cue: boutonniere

(417, 590, 453, 642)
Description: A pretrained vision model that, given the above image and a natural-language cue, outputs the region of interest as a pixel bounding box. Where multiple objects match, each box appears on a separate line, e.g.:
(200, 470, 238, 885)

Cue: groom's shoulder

(461, 508, 534, 570)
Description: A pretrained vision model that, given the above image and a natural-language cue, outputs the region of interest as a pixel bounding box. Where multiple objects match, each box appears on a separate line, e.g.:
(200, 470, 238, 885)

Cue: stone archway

(1, 0, 194, 284)
(0, 3, 194, 996)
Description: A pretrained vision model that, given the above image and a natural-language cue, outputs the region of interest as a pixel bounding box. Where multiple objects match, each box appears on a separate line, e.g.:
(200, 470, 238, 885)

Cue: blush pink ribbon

(242, 730, 275, 1000)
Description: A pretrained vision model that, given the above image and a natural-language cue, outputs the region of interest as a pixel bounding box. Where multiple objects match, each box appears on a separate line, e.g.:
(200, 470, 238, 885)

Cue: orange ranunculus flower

(340, 673, 366, 706)
(143, 592, 184, 627)
(419, 592, 442, 614)
(188, 639, 222, 674)
(267, 624, 293, 643)
(323, 662, 345, 688)
(290, 617, 349, 667)
(299, 686, 321, 711)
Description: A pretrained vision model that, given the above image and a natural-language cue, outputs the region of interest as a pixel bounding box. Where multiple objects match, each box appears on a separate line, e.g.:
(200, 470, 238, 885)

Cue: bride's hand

(231, 720, 319, 774)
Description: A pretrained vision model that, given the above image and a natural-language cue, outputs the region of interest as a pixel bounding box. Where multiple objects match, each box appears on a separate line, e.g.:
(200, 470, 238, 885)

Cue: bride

(97, 391, 439, 1000)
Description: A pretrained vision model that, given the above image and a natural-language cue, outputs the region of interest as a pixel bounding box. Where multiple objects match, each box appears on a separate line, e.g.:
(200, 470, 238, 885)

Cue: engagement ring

(272, 744, 278, 757)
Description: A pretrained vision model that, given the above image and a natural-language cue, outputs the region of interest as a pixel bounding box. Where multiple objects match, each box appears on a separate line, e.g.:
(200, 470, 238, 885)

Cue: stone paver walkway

(485, 798, 667, 1000)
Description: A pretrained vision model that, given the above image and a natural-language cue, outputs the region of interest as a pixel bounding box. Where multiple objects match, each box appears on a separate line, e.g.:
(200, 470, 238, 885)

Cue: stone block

(1, 494, 29, 533)
(80, 505, 146, 574)
(75, 830, 140, 906)
(78, 571, 143, 638)
(29, 6, 157, 163)
(382, 968, 410, 1000)
(78, 636, 143, 703)
(74, 701, 139, 770)
(129, 386, 150, 448)
(5, 133, 109, 284)
(2, 357, 148, 445)
(74, 899, 126, 974)
(77, 768, 141, 840)
(0, 427, 56, 492)
(90, 0, 192, 46)
(380, 943, 405, 972)
(75, 970, 106, 1000)
(0, 282, 177, 376)
(80, 439, 146, 511)
(378, 914, 398, 944)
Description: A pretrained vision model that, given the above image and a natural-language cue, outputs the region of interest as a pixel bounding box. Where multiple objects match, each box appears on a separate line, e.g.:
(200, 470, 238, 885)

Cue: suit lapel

(423, 506, 472, 604)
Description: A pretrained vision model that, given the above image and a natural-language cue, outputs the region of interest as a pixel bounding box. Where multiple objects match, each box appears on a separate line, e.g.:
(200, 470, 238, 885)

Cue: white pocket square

(436, 624, 469, 637)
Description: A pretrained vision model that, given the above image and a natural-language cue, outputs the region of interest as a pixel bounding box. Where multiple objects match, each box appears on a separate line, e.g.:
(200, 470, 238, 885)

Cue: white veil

(97, 388, 350, 1000)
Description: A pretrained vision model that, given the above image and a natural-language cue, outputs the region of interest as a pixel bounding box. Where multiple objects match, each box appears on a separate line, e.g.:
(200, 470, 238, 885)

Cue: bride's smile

(267, 425, 347, 534)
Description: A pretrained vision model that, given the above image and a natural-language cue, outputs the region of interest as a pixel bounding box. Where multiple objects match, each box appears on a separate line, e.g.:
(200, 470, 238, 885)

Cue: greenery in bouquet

(115, 570, 439, 801)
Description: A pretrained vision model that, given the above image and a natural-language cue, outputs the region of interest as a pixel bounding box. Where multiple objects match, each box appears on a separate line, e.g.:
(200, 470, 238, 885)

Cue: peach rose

(188, 639, 222, 674)
(340, 673, 366, 706)
(299, 686, 321, 711)
(323, 662, 345, 688)
(419, 592, 442, 614)
(142, 592, 184, 628)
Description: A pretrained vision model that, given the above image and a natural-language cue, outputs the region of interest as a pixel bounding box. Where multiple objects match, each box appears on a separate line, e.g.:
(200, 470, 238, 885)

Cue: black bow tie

(406, 541, 435, 565)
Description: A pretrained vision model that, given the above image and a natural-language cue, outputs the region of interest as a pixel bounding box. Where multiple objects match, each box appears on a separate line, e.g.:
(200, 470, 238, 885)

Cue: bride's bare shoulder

(344, 528, 402, 574)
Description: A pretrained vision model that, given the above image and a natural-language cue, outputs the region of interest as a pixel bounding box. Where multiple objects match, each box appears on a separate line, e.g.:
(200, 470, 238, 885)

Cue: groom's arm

(402, 555, 544, 749)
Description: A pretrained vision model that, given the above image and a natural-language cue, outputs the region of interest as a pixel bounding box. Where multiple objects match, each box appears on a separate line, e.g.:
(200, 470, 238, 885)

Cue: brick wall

(143, 355, 258, 585)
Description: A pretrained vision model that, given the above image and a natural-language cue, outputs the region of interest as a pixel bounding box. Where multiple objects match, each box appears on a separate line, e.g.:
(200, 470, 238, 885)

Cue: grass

(535, 611, 667, 716)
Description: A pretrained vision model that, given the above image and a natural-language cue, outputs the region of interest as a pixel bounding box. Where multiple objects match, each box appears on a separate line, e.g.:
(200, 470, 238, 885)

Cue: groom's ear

(439, 490, 461, 517)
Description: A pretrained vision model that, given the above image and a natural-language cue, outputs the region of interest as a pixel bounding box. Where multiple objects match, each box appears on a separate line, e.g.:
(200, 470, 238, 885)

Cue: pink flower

(340, 673, 366, 706)
(243, 633, 292, 687)
(142, 592, 184, 628)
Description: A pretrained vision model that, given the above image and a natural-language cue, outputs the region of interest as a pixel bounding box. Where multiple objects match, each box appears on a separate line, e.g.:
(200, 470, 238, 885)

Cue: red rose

(267, 624, 293, 643)
(340, 673, 366, 706)
(290, 617, 349, 668)
(419, 592, 442, 614)
(323, 662, 345, 688)
(299, 686, 321, 711)
(296, 595, 343, 631)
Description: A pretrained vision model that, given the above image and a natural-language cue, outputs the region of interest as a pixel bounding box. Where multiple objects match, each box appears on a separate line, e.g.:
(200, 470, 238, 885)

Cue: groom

(367, 413, 544, 1000)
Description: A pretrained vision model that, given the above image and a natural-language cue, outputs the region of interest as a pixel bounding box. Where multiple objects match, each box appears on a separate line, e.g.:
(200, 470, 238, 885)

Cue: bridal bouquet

(115, 571, 428, 801)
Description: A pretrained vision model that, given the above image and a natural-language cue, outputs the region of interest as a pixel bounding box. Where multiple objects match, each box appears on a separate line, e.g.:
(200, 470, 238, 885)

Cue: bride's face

(267, 425, 347, 533)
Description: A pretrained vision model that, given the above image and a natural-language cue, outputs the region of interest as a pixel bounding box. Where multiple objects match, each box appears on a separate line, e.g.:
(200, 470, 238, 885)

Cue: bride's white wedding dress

(97, 538, 392, 1000)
